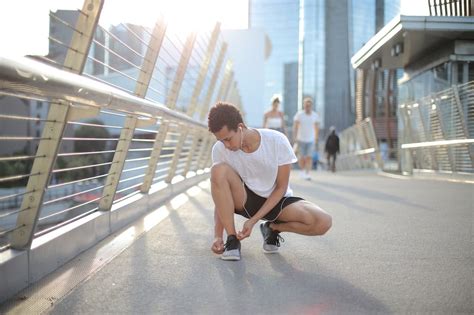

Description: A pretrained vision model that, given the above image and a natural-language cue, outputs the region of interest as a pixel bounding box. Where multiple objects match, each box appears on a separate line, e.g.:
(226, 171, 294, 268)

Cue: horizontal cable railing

(0, 55, 216, 251)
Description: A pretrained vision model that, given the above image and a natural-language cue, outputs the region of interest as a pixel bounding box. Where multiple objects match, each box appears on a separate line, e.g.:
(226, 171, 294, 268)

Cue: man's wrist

(249, 217, 259, 225)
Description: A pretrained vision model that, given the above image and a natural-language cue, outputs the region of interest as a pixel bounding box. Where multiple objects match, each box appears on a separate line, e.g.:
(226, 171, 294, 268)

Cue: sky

(0, 0, 249, 56)
(1, 0, 429, 56)
(400, 0, 430, 15)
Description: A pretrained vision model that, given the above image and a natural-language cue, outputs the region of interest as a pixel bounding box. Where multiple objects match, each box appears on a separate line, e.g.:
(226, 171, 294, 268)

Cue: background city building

(351, 0, 473, 165)
(249, 0, 300, 126)
(222, 29, 266, 127)
(350, 0, 401, 152)
(249, 0, 400, 137)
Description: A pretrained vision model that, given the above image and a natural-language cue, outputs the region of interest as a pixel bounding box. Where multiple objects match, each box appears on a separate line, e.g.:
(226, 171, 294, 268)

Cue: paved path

(44, 171, 473, 314)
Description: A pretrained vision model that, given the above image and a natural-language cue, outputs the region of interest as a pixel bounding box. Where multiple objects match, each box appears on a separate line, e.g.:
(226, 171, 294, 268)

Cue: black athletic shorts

(235, 184, 304, 222)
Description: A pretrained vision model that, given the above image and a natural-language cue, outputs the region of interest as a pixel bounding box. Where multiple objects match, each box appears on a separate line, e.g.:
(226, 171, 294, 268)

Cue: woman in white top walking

(263, 95, 288, 136)
(293, 97, 320, 180)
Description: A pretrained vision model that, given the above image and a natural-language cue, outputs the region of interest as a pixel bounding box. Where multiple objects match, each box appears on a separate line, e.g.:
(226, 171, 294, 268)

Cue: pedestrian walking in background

(379, 139, 389, 162)
(324, 126, 340, 173)
(293, 97, 320, 180)
(263, 95, 288, 136)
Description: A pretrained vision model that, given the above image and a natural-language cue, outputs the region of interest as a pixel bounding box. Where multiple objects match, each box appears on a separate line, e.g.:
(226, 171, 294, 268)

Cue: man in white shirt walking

(208, 102, 331, 261)
(293, 97, 320, 180)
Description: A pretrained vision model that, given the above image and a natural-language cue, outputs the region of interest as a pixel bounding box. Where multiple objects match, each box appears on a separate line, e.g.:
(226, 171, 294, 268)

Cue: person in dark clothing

(324, 126, 340, 172)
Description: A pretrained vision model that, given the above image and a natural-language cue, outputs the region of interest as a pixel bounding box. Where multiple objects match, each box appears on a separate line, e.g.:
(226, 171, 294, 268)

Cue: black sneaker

(259, 222, 284, 254)
(221, 235, 241, 261)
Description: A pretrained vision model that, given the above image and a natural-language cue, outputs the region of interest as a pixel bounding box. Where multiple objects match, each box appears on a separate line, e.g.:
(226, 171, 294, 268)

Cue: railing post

(10, 100, 68, 249)
(166, 126, 189, 183)
(415, 103, 438, 170)
(10, 0, 103, 249)
(203, 140, 215, 168)
(63, 0, 104, 74)
(197, 134, 212, 169)
(99, 116, 138, 210)
(199, 42, 228, 121)
(134, 18, 167, 98)
(365, 118, 382, 168)
(226, 82, 238, 108)
(166, 32, 197, 110)
(140, 120, 170, 193)
(216, 65, 234, 102)
(354, 121, 369, 168)
(224, 75, 235, 101)
(399, 106, 414, 175)
(186, 23, 221, 117)
(182, 128, 201, 176)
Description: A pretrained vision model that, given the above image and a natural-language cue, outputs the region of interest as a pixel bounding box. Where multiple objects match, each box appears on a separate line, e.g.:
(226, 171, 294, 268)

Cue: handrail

(0, 56, 205, 128)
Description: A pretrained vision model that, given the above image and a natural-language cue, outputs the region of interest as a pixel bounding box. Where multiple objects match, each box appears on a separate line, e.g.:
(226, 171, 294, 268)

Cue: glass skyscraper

(249, 0, 300, 121)
(249, 0, 400, 134)
(300, 1, 325, 124)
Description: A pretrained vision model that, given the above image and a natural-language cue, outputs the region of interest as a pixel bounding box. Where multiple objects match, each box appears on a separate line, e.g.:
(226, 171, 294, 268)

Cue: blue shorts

(298, 141, 314, 157)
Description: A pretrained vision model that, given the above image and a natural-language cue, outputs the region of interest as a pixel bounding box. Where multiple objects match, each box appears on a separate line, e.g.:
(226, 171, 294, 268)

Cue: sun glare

(1, 0, 247, 56)
(102, 0, 248, 35)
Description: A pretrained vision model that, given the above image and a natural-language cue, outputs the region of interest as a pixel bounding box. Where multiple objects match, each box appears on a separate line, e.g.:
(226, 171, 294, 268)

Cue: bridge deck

(3, 171, 473, 314)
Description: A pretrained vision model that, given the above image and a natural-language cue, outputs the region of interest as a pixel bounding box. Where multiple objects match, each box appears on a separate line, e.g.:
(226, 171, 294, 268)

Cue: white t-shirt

(212, 128, 297, 198)
(293, 110, 320, 142)
(266, 117, 283, 129)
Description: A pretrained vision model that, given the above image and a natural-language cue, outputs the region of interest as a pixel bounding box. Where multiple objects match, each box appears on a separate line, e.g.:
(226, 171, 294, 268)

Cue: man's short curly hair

(208, 102, 243, 133)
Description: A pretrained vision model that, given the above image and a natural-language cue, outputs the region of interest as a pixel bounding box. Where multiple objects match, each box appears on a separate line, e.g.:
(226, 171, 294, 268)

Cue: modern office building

(322, 1, 352, 132)
(249, 0, 400, 135)
(222, 29, 266, 127)
(249, 0, 300, 125)
(283, 62, 299, 121)
(351, 0, 473, 170)
(299, 1, 326, 128)
(349, 0, 401, 150)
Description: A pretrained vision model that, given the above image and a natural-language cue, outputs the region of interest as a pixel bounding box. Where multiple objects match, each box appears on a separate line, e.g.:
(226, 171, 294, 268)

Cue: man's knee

(309, 210, 332, 236)
(315, 213, 332, 235)
(211, 163, 231, 185)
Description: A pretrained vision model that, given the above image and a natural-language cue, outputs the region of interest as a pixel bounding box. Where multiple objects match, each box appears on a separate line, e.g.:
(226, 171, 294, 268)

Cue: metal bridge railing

(336, 118, 383, 171)
(333, 81, 474, 176)
(0, 55, 215, 253)
(0, 0, 242, 256)
(399, 81, 474, 175)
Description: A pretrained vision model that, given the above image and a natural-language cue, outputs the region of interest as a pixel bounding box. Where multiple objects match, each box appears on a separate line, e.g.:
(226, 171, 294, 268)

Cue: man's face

(214, 125, 241, 151)
(304, 99, 313, 113)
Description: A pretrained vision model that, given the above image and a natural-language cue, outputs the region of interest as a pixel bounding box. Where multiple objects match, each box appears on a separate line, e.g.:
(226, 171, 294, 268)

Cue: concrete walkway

(8, 171, 474, 314)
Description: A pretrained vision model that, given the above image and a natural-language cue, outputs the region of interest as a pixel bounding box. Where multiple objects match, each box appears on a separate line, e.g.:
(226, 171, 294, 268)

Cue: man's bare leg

(210, 163, 246, 237)
(271, 201, 332, 236)
(304, 156, 312, 174)
(298, 156, 305, 170)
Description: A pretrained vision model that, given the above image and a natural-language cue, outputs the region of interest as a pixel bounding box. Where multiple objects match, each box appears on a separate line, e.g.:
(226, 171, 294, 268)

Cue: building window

(469, 62, 474, 82)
